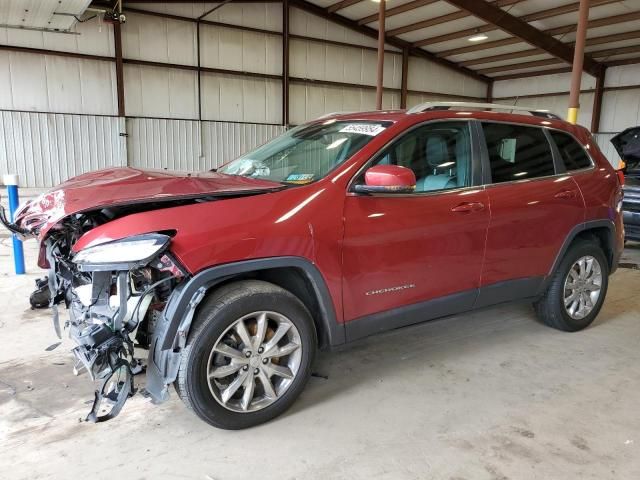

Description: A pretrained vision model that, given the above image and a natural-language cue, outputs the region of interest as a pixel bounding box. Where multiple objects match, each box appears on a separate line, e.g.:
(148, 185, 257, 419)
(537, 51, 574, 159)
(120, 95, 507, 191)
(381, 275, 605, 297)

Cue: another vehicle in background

(611, 127, 640, 242)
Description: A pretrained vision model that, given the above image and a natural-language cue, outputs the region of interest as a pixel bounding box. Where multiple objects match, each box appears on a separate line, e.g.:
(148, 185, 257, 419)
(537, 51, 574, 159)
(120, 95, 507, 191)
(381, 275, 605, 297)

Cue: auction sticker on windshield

(339, 124, 387, 136)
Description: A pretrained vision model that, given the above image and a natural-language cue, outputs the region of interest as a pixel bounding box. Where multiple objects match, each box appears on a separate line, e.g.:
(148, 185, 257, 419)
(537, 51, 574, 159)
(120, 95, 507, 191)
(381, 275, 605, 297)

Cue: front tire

(176, 280, 316, 429)
(534, 238, 609, 332)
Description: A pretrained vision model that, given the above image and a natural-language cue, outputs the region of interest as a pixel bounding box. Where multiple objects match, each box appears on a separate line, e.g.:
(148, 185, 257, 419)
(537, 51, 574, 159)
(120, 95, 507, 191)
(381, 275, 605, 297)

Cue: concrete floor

(1, 239, 639, 480)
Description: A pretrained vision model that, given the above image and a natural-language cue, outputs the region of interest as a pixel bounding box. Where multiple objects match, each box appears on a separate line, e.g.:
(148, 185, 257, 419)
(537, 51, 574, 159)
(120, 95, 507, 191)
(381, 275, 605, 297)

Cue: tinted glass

(482, 123, 555, 183)
(219, 120, 391, 184)
(550, 131, 592, 171)
(368, 122, 472, 192)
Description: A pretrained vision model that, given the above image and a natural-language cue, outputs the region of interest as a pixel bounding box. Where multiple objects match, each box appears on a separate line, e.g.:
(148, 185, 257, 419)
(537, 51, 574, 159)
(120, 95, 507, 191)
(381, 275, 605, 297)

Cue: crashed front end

(2, 201, 188, 422)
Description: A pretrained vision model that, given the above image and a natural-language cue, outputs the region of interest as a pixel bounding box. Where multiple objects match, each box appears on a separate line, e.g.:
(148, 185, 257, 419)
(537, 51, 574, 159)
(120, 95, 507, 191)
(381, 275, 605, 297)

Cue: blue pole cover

(6, 181, 25, 275)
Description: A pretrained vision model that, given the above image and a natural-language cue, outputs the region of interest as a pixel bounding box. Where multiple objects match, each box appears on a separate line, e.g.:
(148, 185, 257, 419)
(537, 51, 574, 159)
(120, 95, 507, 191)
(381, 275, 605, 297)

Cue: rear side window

(549, 131, 592, 171)
(482, 123, 555, 183)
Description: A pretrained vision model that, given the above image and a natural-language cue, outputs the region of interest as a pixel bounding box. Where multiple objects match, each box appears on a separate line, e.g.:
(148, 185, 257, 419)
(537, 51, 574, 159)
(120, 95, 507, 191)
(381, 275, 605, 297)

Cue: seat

(416, 135, 457, 191)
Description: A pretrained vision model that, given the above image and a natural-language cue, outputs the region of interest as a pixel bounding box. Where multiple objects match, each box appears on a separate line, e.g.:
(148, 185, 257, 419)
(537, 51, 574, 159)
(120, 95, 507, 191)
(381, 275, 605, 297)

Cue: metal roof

(0, 0, 93, 32)
(303, 0, 640, 80)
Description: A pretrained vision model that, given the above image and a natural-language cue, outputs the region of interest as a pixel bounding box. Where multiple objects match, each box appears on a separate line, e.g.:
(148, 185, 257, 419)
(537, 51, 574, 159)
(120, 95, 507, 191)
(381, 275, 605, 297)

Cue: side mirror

(353, 165, 416, 194)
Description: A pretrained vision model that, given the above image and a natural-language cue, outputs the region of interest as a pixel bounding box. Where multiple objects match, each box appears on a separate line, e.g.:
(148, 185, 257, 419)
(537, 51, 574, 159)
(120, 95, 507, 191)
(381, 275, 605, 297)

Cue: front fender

(144, 256, 344, 403)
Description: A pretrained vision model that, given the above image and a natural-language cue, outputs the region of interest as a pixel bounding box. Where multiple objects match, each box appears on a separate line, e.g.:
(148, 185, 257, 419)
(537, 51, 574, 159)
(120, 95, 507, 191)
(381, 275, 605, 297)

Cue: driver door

(341, 121, 489, 339)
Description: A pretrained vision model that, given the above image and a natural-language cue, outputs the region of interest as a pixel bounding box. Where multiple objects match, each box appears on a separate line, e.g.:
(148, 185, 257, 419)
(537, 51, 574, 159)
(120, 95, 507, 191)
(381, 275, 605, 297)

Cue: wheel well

(573, 227, 614, 269)
(212, 267, 331, 349)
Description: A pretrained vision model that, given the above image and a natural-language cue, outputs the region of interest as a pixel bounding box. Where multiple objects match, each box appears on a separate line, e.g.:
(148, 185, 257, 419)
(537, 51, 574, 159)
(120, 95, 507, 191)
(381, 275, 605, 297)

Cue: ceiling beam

(459, 30, 640, 67)
(289, 0, 490, 83)
(436, 11, 640, 58)
(492, 67, 573, 81)
(477, 43, 639, 76)
(606, 56, 640, 67)
(357, 0, 439, 26)
(441, 0, 602, 76)
(387, 0, 522, 36)
(412, 0, 619, 48)
(327, 0, 364, 14)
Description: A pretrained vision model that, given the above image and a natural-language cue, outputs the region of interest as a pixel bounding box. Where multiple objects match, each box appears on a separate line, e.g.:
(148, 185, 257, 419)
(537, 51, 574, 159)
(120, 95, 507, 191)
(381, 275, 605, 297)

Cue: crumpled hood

(14, 167, 282, 240)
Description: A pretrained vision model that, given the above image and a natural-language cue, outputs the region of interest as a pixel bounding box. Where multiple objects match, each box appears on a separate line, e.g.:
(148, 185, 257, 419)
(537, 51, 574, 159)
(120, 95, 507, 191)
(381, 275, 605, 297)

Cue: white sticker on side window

(339, 124, 386, 136)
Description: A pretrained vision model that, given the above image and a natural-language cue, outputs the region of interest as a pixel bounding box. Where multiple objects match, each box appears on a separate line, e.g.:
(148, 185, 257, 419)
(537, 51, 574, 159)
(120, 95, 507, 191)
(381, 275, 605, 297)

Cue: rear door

(477, 122, 584, 305)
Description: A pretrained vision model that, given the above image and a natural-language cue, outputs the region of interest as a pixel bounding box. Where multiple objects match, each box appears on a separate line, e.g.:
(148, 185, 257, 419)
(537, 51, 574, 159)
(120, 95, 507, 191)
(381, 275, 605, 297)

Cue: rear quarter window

(549, 131, 593, 171)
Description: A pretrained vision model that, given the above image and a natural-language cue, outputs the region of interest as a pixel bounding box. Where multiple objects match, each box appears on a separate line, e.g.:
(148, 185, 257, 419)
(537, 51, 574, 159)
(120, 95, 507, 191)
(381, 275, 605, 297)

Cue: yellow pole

(567, 0, 590, 123)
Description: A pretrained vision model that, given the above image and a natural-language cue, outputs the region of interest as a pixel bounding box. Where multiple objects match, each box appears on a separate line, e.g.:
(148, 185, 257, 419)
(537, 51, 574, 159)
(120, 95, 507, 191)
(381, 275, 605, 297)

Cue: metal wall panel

(0, 111, 125, 187)
(122, 12, 197, 66)
(127, 117, 204, 171)
(202, 121, 286, 169)
(289, 83, 399, 125)
(0, 51, 117, 115)
(0, 20, 114, 56)
(290, 38, 402, 89)
(593, 133, 621, 167)
(290, 7, 388, 50)
(407, 56, 486, 99)
(201, 72, 282, 124)
(493, 72, 597, 98)
(200, 23, 282, 75)
(124, 64, 198, 119)
(126, 2, 283, 32)
(600, 88, 640, 133)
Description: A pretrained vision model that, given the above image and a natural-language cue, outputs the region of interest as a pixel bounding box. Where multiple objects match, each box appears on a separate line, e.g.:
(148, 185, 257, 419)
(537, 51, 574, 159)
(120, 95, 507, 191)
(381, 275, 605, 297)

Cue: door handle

(554, 190, 577, 200)
(451, 202, 485, 213)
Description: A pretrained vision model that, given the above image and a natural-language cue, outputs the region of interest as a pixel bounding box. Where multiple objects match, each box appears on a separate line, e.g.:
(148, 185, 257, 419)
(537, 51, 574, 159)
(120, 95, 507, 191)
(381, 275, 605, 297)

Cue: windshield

(218, 120, 392, 184)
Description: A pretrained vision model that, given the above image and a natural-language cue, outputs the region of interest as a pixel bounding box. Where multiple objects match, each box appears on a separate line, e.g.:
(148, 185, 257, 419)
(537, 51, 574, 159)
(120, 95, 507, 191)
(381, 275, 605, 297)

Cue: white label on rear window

(339, 124, 386, 136)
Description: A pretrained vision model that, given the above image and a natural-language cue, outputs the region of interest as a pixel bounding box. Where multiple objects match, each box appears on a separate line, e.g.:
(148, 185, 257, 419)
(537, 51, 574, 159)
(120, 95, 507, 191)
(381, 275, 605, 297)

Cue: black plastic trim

(475, 276, 544, 309)
(542, 219, 618, 288)
(159, 256, 345, 350)
(345, 289, 477, 343)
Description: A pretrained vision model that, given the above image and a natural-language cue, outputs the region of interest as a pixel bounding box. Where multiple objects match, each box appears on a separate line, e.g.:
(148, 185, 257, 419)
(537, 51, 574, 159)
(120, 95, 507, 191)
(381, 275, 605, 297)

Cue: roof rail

(406, 101, 561, 120)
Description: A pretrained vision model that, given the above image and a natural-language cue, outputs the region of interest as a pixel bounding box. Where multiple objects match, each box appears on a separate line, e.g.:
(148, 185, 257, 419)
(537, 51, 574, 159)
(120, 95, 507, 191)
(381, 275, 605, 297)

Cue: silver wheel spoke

(214, 343, 245, 360)
(265, 341, 300, 359)
(265, 363, 294, 380)
(564, 292, 578, 307)
(240, 375, 255, 411)
(210, 363, 243, 379)
(234, 320, 253, 350)
(263, 323, 292, 354)
(221, 370, 249, 404)
(259, 370, 277, 399)
(254, 312, 268, 349)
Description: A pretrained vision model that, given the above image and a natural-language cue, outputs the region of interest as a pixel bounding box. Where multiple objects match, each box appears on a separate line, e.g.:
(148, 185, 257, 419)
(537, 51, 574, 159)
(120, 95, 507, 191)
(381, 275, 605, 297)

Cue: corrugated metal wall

(0, 111, 125, 187)
(127, 118, 284, 171)
(202, 121, 286, 169)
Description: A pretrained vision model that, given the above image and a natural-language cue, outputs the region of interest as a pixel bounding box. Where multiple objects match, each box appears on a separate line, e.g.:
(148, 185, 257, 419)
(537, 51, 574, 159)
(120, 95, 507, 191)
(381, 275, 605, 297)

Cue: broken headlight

(73, 233, 171, 271)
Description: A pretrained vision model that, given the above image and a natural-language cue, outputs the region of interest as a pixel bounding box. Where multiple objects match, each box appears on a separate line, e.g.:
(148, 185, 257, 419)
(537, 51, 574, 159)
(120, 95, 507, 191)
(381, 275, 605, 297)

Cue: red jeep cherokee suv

(3, 102, 624, 429)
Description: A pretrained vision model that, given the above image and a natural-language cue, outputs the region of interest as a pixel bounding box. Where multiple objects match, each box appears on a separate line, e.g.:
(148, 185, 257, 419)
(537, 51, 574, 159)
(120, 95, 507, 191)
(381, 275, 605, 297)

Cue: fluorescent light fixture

(514, 172, 528, 177)
(468, 33, 488, 42)
(437, 161, 455, 168)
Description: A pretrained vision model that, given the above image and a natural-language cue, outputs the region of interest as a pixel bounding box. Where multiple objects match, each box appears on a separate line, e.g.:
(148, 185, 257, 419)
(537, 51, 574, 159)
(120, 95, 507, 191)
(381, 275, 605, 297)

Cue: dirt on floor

(1, 240, 639, 480)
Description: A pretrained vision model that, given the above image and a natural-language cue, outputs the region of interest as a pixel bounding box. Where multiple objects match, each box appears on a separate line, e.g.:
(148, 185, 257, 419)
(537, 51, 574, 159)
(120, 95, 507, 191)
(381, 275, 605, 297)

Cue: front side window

(219, 120, 391, 185)
(482, 123, 555, 183)
(549, 131, 592, 171)
(363, 121, 473, 192)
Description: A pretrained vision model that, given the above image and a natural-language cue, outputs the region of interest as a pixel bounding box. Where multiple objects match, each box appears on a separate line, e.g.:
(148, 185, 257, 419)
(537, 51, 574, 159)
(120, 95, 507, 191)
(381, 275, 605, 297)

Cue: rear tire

(534, 239, 609, 332)
(175, 280, 316, 429)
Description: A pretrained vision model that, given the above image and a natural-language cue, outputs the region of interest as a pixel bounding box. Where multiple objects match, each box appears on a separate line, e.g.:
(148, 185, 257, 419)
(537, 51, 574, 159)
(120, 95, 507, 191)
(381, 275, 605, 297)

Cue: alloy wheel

(563, 255, 603, 320)
(206, 311, 302, 413)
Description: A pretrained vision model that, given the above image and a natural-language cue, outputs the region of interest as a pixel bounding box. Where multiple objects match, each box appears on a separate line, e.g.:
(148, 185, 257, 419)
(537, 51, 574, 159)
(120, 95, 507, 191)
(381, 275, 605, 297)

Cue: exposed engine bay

(39, 207, 187, 422)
